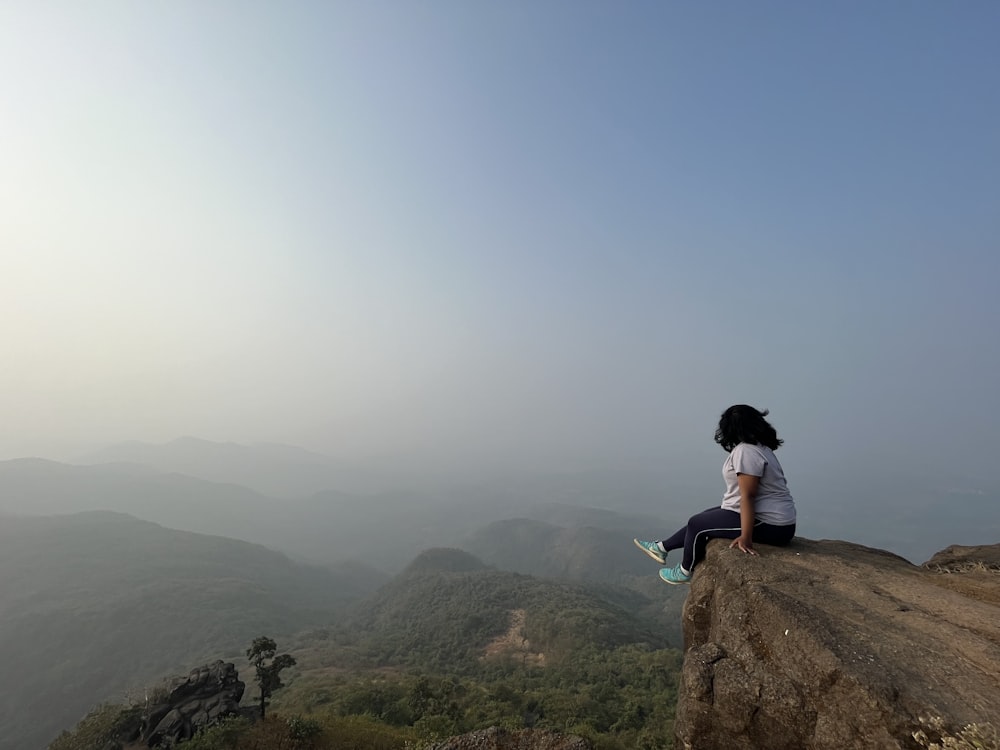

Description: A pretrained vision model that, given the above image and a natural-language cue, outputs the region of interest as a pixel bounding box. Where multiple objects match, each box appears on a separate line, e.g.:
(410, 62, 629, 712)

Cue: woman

(634, 404, 797, 584)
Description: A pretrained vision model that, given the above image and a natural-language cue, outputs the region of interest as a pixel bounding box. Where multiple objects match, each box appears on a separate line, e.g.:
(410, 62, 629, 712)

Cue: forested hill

(0, 512, 382, 750)
(293, 547, 669, 674)
(265, 547, 682, 747)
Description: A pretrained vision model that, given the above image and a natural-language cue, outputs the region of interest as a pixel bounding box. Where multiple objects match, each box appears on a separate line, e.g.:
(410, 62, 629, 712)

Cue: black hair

(714, 405, 783, 452)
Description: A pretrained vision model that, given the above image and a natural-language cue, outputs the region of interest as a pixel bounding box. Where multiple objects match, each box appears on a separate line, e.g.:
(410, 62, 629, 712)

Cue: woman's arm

(729, 472, 759, 555)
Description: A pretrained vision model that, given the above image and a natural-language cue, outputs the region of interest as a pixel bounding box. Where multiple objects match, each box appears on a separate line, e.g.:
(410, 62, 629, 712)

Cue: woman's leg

(659, 507, 718, 554)
(664, 507, 742, 572)
(657, 513, 795, 574)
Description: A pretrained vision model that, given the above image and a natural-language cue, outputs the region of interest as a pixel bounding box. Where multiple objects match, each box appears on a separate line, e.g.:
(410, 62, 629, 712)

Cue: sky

(2, 2, 999, 496)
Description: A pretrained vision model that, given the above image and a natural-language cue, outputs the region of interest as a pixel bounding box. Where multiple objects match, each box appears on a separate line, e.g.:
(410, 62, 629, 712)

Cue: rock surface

(140, 660, 245, 747)
(426, 726, 591, 750)
(674, 538, 1000, 750)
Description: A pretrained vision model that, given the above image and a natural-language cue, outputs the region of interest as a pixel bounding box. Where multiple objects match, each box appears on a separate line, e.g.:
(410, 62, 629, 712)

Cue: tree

(246, 636, 297, 718)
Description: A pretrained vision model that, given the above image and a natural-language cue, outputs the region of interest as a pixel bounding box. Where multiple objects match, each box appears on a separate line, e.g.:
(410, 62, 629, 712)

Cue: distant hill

(80, 437, 405, 497)
(0, 512, 381, 750)
(0, 458, 470, 569)
(0, 459, 661, 576)
(0, 456, 279, 538)
(0, 455, 691, 583)
(518, 502, 665, 532)
(402, 547, 492, 574)
(460, 518, 657, 584)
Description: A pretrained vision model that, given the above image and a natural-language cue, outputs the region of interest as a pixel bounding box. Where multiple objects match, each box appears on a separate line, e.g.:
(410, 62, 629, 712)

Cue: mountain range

(0, 439, 685, 749)
(0, 442, 671, 573)
(80, 437, 392, 497)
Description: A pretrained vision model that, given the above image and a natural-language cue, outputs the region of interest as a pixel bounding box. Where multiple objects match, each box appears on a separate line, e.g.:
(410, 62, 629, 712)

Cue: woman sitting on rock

(634, 404, 797, 584)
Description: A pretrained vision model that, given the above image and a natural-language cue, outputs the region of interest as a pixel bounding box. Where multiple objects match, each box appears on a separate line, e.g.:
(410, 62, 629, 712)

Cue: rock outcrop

(674, 538, 1000, 750)
(140, 660, 245, 747)
(426, 726, 591, 750)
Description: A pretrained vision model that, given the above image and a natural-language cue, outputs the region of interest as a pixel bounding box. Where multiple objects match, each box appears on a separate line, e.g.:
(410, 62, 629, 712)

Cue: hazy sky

(2, 2, 998, 485)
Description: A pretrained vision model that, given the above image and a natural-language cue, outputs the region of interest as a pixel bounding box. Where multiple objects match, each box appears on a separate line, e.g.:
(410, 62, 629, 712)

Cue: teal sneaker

(633, 538, 667, 564)
(658, 564, 692, 585)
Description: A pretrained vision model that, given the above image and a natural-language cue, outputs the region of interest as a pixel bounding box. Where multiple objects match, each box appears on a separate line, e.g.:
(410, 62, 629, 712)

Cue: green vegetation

(48, 704, 141, 750)
(273, 645, 681, 749)
(50, 548, 682, 750)
(268, 550, 682, 749)
(160, 714, 415, 750)
(53, 646, 679, 750)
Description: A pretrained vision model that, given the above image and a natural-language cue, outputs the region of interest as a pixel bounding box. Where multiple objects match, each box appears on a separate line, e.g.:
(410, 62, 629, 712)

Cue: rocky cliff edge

(675, 538, 1000, 750)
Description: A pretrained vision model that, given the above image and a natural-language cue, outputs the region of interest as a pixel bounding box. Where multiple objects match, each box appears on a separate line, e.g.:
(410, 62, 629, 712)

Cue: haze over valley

(1, 435, 995, 748)
(2, 436, 994, 569)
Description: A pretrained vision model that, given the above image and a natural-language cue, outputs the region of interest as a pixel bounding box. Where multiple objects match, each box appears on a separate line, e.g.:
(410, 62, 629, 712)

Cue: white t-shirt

(721, 442, 796, 526)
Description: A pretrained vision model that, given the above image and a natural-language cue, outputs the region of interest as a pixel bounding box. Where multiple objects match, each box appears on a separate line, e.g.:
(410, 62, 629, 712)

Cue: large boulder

(141, 660, 245, 747)
(674, 538, 1000, 750)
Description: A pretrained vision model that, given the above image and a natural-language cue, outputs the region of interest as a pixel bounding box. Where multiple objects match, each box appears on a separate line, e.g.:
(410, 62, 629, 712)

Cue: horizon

(0, 433, 995, 566)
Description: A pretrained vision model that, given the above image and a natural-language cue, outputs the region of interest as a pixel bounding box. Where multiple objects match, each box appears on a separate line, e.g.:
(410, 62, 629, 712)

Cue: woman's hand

(730, 535, 758, 555)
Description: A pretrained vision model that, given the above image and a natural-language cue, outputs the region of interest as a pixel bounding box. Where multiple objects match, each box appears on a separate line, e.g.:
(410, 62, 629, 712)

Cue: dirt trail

(481, 608, 546, 666)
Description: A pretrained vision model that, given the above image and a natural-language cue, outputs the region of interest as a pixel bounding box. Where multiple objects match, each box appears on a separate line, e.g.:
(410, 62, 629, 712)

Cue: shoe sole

(633, 538, 666, 564)
(658, 571, 691, 585)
